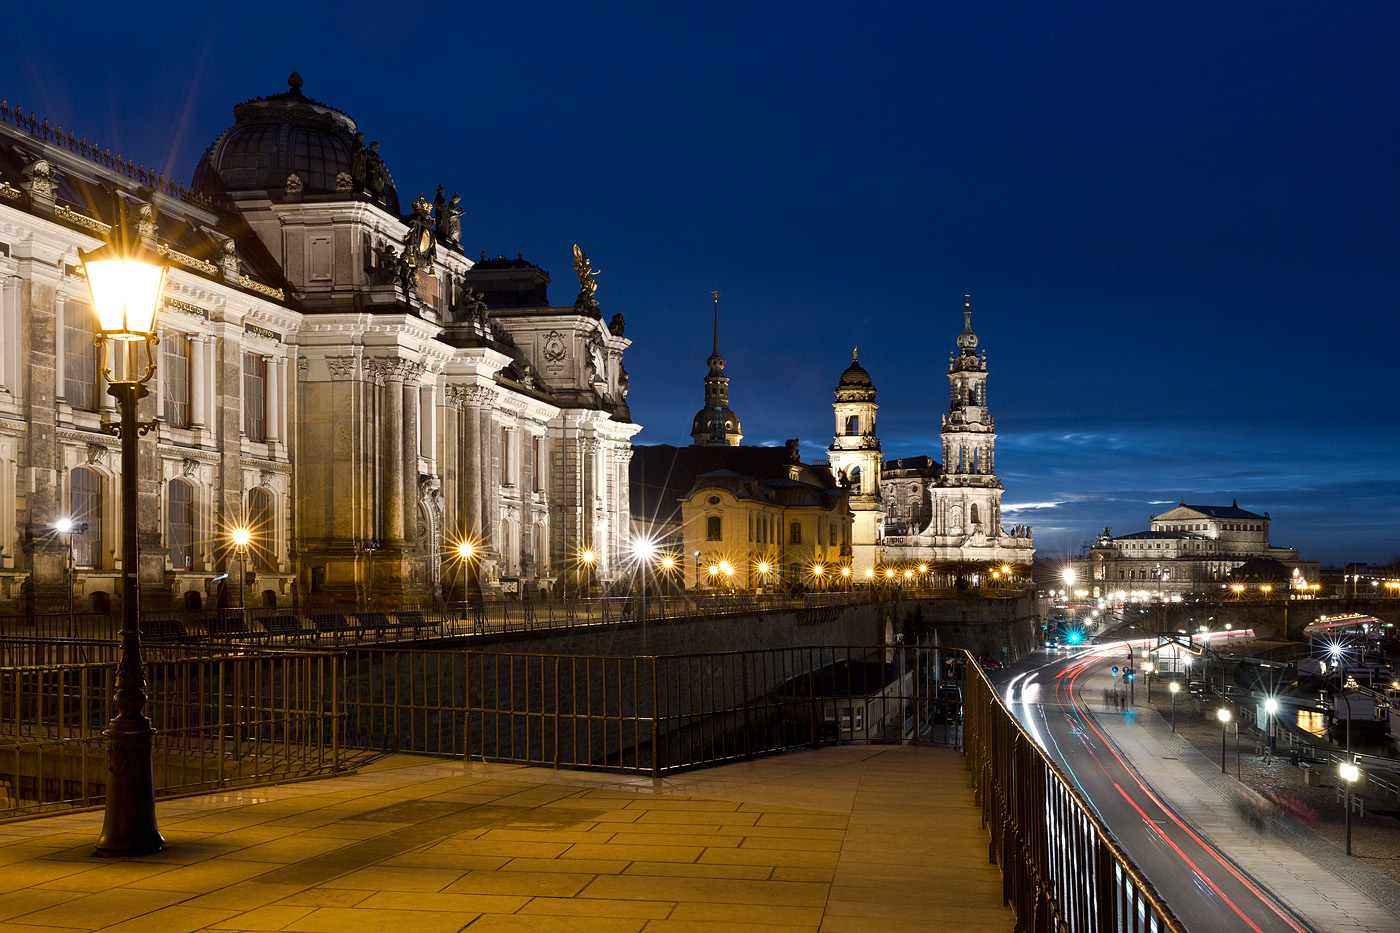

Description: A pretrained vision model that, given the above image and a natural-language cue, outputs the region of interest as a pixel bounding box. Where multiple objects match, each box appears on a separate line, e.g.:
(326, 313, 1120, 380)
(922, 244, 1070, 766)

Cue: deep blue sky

(5, 2, 1397, 565)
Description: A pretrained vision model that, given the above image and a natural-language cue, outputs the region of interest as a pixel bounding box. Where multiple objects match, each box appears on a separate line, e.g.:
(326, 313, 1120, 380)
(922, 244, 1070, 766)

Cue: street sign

(1112, 666, 1119, 674)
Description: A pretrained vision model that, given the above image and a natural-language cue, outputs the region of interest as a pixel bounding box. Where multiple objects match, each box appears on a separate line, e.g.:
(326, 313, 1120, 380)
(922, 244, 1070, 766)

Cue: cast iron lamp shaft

(96, 372, 164, 855)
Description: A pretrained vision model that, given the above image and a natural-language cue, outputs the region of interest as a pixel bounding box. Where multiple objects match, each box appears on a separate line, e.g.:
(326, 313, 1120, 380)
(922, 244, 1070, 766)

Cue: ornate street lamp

(82, 233, 168, 856)
(1340, 761, 1360, 855)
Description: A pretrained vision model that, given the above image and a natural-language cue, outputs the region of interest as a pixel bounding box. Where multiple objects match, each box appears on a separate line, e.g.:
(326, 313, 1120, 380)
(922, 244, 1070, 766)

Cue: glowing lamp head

(757, 562, 770, 574)
(1062, 568, 1076, 586)
(1169, 682, 1180, 695)
(660, 555, 675, 571)
(1001, 564, 1010, 574)
(811, 564, 824, 578)
(457, 541, 475, 560)
(1218, 708, 1231, 723)
(55, 518, 73, 534)
(581, 548, 596, 566)
(885, 568, 895, 579)
(232, 527, 252, 548)
(80, 241, 167, 340)
(1340, 762, 1360, 783)
(919, 564, 928, 573)
(1329, 644, 1343, 659)
(865, 568, 874, 580)
(841, 566, 851, 577)
(903, 570, 912, 580)
(1264, 698, 1278, 714)
(708, 564, 719, 577)
(632, 538, 657, 560)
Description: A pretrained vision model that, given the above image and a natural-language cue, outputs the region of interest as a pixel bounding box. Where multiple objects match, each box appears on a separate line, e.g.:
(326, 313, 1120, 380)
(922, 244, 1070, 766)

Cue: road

(1005, 646, 1313, 933)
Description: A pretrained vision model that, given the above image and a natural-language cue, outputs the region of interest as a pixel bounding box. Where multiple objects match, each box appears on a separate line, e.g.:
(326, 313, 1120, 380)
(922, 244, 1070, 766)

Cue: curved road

(1005, 646, 1313, 933)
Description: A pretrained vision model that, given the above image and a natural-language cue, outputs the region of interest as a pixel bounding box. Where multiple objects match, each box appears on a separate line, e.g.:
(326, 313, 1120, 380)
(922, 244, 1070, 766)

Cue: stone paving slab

(0, 745, 1012, 932)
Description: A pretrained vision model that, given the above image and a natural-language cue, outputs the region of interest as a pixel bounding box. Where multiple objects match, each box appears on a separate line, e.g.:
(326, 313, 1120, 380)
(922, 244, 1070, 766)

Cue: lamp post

(1169, 681, 1180, 732)
(1264, 697, 1279, 752)
(82, 232, 168, 856)
(1340, 761, 1360, 856)
(54, 518, 87, 638)
(1141, 660, 1154, 701)
(231, 527, 251, 613)
(1218, 707, 1231, 773)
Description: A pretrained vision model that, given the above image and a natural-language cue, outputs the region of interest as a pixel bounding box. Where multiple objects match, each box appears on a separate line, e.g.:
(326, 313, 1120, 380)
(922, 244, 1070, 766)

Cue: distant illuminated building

(1071, 500, 1319, 599)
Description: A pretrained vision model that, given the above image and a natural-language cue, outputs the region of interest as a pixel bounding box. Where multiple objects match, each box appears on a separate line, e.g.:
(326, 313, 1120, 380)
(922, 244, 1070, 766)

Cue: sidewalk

(1085, 668, 1400, 933)
(0, 745, 1011, 932)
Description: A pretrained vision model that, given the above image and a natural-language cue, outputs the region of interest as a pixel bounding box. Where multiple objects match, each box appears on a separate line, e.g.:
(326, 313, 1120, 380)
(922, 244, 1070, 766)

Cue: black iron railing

(0, 642, 342, 820)
(963, 661, 1186, 932)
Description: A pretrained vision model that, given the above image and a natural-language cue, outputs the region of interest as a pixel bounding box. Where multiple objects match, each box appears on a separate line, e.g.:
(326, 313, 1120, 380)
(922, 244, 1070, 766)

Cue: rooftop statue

(572, 244, 600, 316)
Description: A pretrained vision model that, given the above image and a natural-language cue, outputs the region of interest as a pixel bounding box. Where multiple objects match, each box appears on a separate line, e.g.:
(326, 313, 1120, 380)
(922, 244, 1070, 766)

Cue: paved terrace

(0, 746, 1011, 932)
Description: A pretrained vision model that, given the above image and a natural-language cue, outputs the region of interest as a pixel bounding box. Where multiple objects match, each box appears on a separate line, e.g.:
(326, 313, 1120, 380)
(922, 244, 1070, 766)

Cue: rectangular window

(243, 353, 266, 441)
(707, 516, 722, 541)
(501, 428, 511, 484)
(70, 468, 102, 569)
(64, 302, 100, 411)
(789, 521, 802, 545)
(168, 480, 193, 571)
(163, 332, 191, 428)
(532, 436, 542, 491)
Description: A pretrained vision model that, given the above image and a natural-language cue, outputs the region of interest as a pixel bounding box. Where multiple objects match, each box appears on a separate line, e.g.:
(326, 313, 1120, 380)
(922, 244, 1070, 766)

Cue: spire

(711, 289, 720, 357)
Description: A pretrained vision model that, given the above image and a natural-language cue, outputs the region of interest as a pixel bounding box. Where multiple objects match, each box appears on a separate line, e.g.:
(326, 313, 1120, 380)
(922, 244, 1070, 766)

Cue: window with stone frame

(168, 479, 194, 571)
(163, 332, 192, 428)
(532, 436, 543, 492)
(706, 516, 722, 541)
(789, 521, 802, 545)
(243, 353, 266, 442)
(64, 302, 100, 411)
(248, 487, 274, 571)
(70, 467, 102, 569)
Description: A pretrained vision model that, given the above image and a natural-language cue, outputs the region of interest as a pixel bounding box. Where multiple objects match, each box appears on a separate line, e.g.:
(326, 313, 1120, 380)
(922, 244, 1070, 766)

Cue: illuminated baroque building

(848, 301, 1035, 570)
(0, 75, 638, 613)
(1069, 500, 1320, 599)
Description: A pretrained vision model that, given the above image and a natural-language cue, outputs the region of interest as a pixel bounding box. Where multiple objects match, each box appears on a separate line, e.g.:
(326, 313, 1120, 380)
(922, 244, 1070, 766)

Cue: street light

(82, 231, 168, 856)
(1169, 681, 1180, 732)
(1263, 697, 1279, 752)
(1141, 660, 1154, 701)
(231, 527, 252, 610)
(1217, 707, 1232, 773)
(1340, 761, 1360, 856)
(54, 518, 87, 638)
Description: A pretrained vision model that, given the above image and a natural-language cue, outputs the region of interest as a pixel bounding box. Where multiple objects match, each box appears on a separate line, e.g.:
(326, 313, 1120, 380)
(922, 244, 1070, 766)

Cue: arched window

(168, 479, 194, 571)
(789, 521, 802, 545)
(970, 503, 980, 525)
(70, 467, 102, 569)
(533, 522, 546, 572)
(248, 487, 274, 571)
(707, 516, 722, 541)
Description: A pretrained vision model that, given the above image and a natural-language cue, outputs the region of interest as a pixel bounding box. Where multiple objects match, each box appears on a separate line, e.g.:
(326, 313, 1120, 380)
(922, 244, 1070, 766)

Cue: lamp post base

(95, 718, 164, 857)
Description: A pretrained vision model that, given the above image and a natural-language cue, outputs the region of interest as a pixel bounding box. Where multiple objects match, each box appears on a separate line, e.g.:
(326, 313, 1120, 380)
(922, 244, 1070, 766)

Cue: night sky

(4, 3, 1396, 565)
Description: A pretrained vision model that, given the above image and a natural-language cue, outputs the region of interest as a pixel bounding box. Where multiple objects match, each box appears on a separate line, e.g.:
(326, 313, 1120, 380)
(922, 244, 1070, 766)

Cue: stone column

(264, 355, 281, 443)
(479, 406, 494, 546)
(401, 365, 423, 541)
(375, 360, 407, 545)
(189, 336, 208, 430)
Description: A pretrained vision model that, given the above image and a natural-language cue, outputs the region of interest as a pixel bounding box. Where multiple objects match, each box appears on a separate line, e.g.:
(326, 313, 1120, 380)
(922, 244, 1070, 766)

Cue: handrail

(963, 661, 1188, 933)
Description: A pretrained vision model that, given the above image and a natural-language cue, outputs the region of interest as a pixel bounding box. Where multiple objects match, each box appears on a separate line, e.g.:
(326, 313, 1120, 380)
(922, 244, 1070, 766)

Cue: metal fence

(963, 662, 1186, 933)
(0, 644, 342, 819)
(341, 644, 964, 774)
(0, 592, 875, 648)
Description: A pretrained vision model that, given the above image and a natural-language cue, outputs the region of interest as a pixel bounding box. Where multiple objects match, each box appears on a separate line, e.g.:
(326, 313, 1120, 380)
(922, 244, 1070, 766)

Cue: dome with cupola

(192, 72, 400, 214)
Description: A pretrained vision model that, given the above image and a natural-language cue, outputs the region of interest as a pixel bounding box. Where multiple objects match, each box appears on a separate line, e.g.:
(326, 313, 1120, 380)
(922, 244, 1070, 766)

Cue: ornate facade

(1070, 501, 1320, 599)
(869, 301, 1035, 568)
(0, 75, 638, 613)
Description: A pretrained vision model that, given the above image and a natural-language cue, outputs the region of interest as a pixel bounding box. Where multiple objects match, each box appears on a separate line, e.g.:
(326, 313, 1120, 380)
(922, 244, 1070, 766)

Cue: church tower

(938, 297, 1003, 533)
(690, 292, 743, 446)
(829, 350, 883, 573)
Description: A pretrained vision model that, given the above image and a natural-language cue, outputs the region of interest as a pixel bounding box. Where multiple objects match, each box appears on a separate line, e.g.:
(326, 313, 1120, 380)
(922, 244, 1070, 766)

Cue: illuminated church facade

(0, 75, 637, 614)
